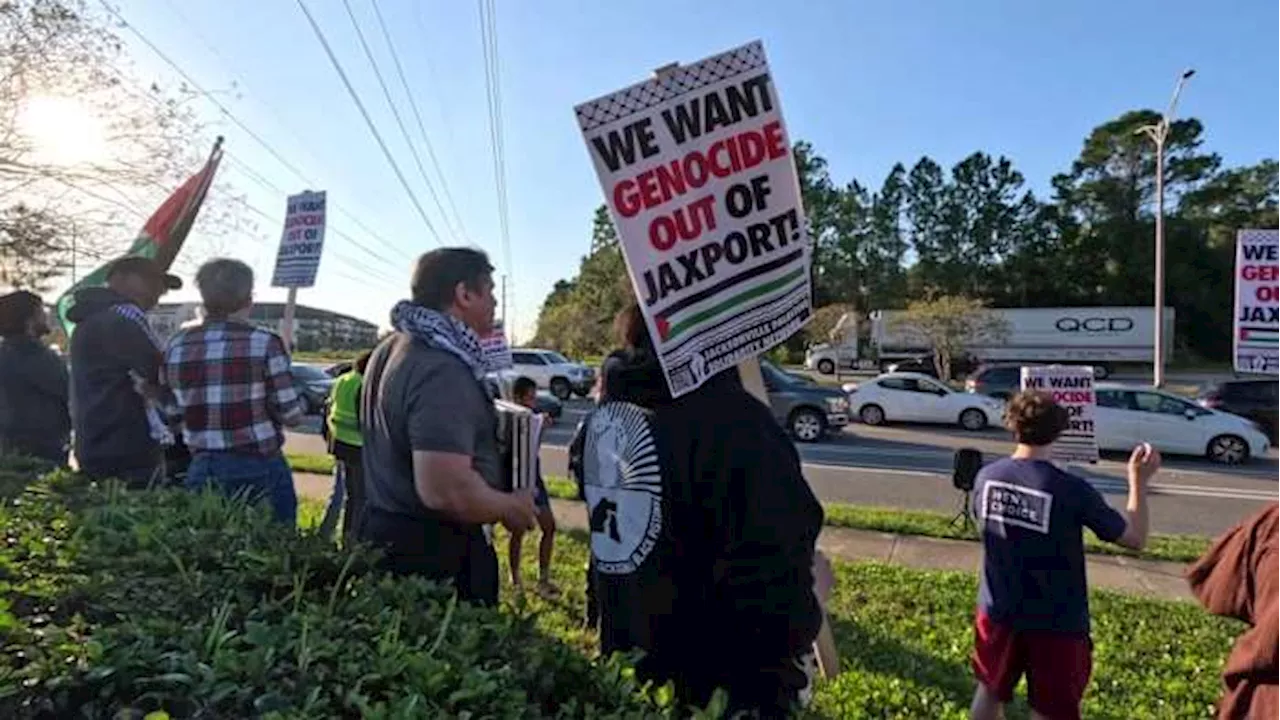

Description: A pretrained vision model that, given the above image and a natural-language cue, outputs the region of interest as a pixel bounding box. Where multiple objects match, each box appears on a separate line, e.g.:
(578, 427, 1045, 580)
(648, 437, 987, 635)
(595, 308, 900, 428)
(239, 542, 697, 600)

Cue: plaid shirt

(160, 320, 303, 456)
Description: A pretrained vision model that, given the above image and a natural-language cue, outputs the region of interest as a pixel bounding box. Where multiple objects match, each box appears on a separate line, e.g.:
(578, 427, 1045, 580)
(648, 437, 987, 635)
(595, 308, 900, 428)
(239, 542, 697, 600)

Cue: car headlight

(826, 397, 849, 413)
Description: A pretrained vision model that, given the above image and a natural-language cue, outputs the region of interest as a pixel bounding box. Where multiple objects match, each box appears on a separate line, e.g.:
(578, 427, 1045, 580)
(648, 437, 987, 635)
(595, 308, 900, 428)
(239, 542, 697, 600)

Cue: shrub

(0, 461, 666, 718)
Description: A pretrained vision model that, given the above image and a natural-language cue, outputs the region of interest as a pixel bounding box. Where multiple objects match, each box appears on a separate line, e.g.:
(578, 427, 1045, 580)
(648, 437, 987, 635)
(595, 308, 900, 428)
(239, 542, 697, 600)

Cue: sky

(82, 0, 1279, 341)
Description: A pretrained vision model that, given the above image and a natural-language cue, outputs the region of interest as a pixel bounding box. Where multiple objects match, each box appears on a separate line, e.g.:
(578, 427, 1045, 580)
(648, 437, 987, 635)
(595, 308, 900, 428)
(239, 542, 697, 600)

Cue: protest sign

(575, 41, 811, 397)
(1021, 365, 1098, 463)
(481, 320, 514, 370)
(271, 191, 327, 288)
(1233, 229, 1278, 375)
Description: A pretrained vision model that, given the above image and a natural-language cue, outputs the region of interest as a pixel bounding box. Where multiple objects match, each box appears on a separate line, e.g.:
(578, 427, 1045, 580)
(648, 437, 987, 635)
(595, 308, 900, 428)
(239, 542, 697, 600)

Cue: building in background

(148, 302, 378, 352)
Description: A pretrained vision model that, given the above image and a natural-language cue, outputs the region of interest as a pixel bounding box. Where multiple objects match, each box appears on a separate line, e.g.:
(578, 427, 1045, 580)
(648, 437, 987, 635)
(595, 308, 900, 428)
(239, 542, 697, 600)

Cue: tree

(802, 303, 854, 347)
(1049, 109, 1221, 304)
(794, 142, 847, 305)
(531, 205, 632, 356)
(0, 204, 77, 291)
(861, 165, 909, 311)
(889, 295, 1010, 379)
(0, 0, 241, 290)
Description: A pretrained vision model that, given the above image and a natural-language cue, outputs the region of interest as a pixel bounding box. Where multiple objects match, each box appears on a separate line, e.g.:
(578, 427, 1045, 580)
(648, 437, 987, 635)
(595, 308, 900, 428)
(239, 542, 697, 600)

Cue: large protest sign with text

(1021, 365, 1098, 463)
(1234, 229, 1278, 375)
(575, 41, 811, 397)
(271, 191, 327, 288)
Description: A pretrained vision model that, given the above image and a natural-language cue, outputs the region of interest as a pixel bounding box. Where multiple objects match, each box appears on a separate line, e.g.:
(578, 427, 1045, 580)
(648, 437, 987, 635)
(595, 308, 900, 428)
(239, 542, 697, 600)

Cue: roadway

(286, 397, 1277, 538)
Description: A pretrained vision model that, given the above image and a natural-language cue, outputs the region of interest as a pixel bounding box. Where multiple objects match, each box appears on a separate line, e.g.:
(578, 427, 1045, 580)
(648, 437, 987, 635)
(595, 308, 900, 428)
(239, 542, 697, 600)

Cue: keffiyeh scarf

(112, 303, 175, 446)
(390, 301, 495, 380)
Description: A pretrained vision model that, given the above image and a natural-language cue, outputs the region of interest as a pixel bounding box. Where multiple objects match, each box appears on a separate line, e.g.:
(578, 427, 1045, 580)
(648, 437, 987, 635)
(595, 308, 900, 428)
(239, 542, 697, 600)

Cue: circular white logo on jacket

(583, 401, 662, 575)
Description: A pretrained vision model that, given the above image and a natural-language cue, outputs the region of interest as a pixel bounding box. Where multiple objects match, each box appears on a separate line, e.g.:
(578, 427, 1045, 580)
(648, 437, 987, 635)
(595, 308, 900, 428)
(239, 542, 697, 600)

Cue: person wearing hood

(1186, 502, 1278, 719)
(0, 290, 70, 464)
(67, 256, 181, 487)
(580, 302, 828, 717)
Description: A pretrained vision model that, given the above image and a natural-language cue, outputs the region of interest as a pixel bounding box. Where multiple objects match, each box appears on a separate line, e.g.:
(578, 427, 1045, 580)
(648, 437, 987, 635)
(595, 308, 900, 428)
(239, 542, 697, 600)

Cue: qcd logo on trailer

(1054, 317, 1135, 333)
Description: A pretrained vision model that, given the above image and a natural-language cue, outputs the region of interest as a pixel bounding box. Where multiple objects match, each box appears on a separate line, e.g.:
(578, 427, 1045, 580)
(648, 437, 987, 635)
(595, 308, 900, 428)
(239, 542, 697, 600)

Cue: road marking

(539, 440, 1274, 501)
(800, 461, 941, 479)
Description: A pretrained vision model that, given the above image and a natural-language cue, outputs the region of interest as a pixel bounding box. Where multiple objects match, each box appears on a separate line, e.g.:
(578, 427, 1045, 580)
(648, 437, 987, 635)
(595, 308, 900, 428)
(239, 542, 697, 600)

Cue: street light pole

(1137, 68, 1195, 388)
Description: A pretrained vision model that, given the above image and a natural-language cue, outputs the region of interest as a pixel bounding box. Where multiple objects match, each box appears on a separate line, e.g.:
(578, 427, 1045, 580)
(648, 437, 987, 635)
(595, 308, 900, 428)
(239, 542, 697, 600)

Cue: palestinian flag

(55, 137, 225, 336)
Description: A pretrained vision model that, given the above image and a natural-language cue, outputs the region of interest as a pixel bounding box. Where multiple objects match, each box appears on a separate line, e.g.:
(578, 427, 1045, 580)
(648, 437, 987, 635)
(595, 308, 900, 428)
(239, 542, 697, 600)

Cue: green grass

(499, 527, 1236, 718)
(540, 476, 1210, 563)
(285, 450, 335, 475)
(292, 349, 367, 364)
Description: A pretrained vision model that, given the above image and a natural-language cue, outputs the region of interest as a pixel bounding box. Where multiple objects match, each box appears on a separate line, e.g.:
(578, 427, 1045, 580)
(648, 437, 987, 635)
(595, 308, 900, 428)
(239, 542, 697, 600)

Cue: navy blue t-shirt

(973, 458, 1127, 634)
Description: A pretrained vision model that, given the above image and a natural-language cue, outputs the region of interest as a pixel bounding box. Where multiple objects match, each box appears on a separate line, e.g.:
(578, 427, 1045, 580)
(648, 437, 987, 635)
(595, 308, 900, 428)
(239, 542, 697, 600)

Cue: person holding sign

(970, 390, 1160, 720)
(506, 376, 559, 596)
(580, 302, 828, 717)
(357, 248, 538, 607)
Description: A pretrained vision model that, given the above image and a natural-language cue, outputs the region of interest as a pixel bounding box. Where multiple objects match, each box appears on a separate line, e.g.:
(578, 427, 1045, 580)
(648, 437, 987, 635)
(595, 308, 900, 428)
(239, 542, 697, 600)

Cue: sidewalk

(293, 473, 1194, 601)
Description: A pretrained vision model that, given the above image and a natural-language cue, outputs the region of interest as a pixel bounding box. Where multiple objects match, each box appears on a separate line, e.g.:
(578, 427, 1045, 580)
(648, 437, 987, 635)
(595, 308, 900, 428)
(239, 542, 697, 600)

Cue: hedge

(0, 459, 672, 718)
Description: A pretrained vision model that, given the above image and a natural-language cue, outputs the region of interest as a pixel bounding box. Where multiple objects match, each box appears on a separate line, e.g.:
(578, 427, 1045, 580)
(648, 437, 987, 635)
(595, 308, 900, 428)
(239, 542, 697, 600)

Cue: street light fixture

(1136, 68, 1195, 388)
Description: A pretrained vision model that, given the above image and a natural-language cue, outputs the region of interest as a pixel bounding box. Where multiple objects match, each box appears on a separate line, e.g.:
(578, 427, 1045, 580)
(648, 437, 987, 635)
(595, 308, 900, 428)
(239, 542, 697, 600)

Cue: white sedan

(1095, 384, 1271, 464)
(844, 372, 1004, 431)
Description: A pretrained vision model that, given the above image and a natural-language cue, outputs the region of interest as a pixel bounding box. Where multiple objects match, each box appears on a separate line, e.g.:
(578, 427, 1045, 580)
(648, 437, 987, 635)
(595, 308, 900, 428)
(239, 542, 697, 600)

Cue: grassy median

(286, 453, 1213, 563)
(498, 526, 1234, 719)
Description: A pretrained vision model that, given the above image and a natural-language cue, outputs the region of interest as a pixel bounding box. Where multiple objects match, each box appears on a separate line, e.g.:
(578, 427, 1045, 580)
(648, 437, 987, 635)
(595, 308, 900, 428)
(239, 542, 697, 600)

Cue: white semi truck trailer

(804, 306, 1176, 379)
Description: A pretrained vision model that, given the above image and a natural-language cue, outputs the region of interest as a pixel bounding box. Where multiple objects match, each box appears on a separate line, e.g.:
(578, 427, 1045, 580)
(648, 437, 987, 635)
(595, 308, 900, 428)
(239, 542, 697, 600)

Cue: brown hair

(1003, 390, 1070, 446)
(613, 302, 652, 352)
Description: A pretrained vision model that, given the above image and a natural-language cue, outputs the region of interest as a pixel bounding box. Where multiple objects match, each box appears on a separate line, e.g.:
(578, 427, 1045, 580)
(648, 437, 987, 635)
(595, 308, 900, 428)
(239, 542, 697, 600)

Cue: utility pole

(500, 274, 507, 327)
(1137, 68, 1195, 388)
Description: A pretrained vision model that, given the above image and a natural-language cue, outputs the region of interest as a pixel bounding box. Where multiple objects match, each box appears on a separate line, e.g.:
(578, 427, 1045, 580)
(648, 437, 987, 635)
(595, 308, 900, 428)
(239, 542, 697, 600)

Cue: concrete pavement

(286, 411, 1277, 537)
(292, 472, 1196, 601)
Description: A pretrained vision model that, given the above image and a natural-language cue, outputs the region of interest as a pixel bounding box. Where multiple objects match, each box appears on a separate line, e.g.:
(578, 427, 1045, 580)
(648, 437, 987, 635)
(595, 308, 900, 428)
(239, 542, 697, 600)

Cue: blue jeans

(319, 461, 346, 537)
(185, 451, 297, 525)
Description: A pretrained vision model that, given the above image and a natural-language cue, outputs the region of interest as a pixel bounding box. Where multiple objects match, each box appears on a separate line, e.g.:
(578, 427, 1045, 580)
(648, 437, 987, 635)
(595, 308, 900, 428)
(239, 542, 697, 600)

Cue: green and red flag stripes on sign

(574, 41, 813, 398)
(1233, 229, 1279, 375)
(55, 137, 224, 337)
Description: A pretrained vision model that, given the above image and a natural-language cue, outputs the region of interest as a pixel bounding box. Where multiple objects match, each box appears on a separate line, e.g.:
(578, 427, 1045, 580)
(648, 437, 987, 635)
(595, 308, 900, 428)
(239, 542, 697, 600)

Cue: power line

(478, 0, 514, 326)
(96, 0, 417, 265)
(341, 0, 461, 245)
(294, 0, 443, 246)
(369, 0, 470, 245)
(233, 192, 401, 287)
(224, 152, 405, 275)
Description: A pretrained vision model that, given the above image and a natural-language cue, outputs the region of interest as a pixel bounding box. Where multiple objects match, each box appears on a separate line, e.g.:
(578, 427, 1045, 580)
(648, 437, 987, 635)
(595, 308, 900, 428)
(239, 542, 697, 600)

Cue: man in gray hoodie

(67, 257, 181, 487)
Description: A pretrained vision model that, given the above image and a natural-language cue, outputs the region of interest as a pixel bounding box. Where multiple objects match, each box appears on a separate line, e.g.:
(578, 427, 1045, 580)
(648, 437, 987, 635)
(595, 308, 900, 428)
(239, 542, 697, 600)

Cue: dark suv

(887, 353, 979, 380)
(1196, 378, 1279, 441)
(964, 364, 1023, 400)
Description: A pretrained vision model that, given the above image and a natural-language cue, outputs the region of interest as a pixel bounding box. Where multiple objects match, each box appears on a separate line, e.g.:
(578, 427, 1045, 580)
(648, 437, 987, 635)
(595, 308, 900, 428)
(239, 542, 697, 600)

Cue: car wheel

(573, 387, 589, 398)
(1092, 364, 1111, 380)
(789, 408, 826, 443)
(859, 404, 886, 426)
(817, 359, 835, 375)
(959, 408, 987, 431)
(549, 378, 572, 401)
(1207, 435, 1250, 465)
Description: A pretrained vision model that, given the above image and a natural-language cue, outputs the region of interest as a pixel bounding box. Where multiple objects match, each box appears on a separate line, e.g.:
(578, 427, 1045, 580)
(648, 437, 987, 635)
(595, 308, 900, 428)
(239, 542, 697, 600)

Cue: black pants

(333, 441, 365, 543)
(585, 557, 599, 629)
(359, 506, 498, 606)
(0, 436, 67, 467)
(80, 451, 165, 490)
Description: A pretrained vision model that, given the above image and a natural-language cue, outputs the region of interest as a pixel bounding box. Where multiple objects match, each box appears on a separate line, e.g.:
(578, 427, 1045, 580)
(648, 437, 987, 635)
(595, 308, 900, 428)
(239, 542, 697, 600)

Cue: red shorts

(972, 610, 1092, 720)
